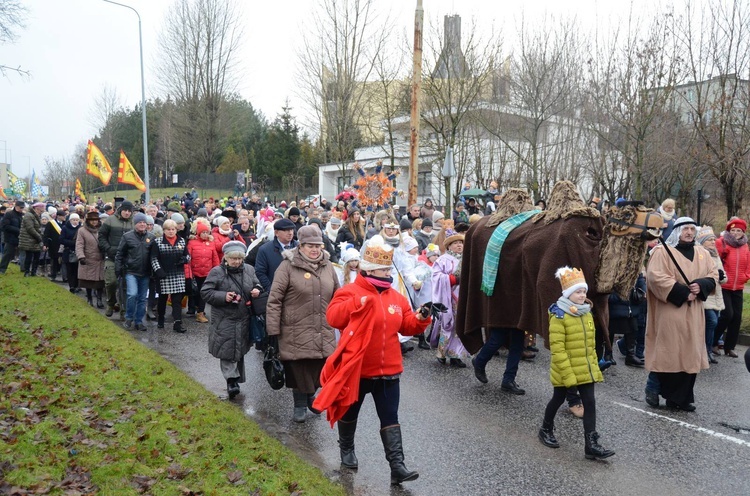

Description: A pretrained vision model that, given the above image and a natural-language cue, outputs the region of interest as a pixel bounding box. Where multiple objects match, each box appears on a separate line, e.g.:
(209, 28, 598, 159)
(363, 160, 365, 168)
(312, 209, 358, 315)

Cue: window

(418, 171, 432, 196)
(337, 175, 352, 192)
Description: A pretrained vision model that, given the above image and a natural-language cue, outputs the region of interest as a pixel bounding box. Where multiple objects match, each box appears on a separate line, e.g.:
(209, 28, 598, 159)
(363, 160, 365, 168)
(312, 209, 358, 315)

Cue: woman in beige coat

(266, 225, 339, 423)
(76, 211, 105, 308)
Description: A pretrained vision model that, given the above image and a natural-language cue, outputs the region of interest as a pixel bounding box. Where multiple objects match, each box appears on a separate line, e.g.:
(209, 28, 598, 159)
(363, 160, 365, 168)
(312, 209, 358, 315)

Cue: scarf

(659, 207, 675, 221)
(556, 297, 591, 316)
(218, 226, 232, 236)
(722, 231, 748, 248)
(325, 222, 339, 241)
(384, 235, 400, 248)
(447, 250, 462, 278)
(482, 209, 541, 296)
(364, 274, 393, 290)
(297, 249, 324, 267)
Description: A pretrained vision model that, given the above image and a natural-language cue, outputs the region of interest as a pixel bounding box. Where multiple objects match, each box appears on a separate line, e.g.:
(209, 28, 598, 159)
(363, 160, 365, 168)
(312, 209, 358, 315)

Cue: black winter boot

(538, 421, 559, 448)
(380, 425, 418, 484)
(307, 393, 321, 414)
(95, 290, 104, 309)
(292, 391, 307, 423)
(86, 290, 94, 306)
(173, 320, 185, 333)
(417, 333, 430, 350)
(226, 378, 240, 399)
(337, 420, 358, 469)
(624, 329, 644, 367)
(584, 431, 615, 460)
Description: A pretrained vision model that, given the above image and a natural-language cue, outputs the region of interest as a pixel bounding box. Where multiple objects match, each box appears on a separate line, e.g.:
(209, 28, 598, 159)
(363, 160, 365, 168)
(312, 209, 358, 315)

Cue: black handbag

(249, 292, 269, 316)
(263, 343, 285, 390)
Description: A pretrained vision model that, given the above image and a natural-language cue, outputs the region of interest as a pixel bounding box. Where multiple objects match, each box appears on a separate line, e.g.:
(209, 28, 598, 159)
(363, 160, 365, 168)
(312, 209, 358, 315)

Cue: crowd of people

(1, 189, 750, 484)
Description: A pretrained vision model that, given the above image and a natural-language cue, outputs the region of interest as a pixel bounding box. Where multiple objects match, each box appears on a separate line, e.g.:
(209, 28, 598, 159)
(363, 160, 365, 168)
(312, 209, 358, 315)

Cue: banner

(31, 169, 44, 199)
(86, 140, 113, 185)
(75, 178, 87, 202)
(8, 170, 26, 196)
(117, 150, 147, 192)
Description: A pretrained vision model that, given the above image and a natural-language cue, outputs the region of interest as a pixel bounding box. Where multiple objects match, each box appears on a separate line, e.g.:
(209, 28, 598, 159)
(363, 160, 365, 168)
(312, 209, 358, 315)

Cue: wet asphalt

(73, 289, 750, 496)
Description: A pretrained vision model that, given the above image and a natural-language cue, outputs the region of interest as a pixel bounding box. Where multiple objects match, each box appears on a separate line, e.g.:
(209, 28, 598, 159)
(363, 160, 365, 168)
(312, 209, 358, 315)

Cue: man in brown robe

(644, 217, 717, 411)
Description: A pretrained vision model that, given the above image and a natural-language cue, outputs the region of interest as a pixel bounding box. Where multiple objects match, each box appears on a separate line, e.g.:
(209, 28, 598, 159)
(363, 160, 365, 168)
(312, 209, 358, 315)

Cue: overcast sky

(0, 0, 646, 180)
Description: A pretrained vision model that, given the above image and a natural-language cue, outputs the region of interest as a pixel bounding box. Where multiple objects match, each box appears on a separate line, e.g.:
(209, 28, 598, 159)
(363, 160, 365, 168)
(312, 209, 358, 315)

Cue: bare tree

(0, 0, 30, 78)
(583, 9, 683, 202)
(297, 0, 389, 180)
(88, 83, 124, 161)
(673, 0, 750, 217)
(156, 0, 244, 172)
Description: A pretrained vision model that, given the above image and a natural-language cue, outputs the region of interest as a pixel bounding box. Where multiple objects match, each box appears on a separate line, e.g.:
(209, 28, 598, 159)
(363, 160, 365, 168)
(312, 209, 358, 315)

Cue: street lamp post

(103, 0, 150, 204)
(442, 145, 455, 217)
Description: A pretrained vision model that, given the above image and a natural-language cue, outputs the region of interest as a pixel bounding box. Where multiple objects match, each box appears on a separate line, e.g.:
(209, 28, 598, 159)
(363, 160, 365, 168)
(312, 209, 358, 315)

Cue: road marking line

(613, 402, 750, 448)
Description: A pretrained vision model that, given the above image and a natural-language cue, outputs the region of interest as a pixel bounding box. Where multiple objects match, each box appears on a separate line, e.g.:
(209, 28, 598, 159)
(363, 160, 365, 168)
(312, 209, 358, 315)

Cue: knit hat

(279, 200, 288, 208)
(274, 218, 296, 231)
(696, 226, 716, 245)
(288, 206, 301, 217)
(422, 218, 433, 229)
(402, 235, 419, 253)
(399, 217, 412, 231)
(274, 209, 285, 218)
(556, 266, 588, 299)
(425, 243, 440, 258)
(133, 212, 148, 225)
(99, 213, 109, 221)
(120, 201, 134, 212)
(330, 216, 342, 225)
(341, 247, 360, 264)
(298, 224, 324, 245)
(144, 215, 154, 225)
(32, 202, 46, 209)
(167, 201, 181, 212)
(432, 211, 445, 223)
(222, 241, 246, 256)
(214, 216, 230, 227)
(196, 208, 208, 218)
(196, 222, 210, 236)
(69, 213, 80, 221)
(360, 235, 394, 271)
(171, 213, 185, 224)
(726, 217, 747, 233)
(41, 212, 51, 221)
(47, 206, 57, 216)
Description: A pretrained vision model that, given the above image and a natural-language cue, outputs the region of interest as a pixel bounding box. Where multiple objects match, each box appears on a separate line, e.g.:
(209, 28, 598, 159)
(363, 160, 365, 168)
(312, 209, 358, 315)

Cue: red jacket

(212, 227, 245, 259)
(188, 236, 220, 278)
(716, 236, 750, 291)
(314, 275, 430, 426)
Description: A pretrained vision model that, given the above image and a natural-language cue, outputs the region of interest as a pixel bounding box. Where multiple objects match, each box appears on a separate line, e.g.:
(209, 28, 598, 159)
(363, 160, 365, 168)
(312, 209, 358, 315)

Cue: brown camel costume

(456, 181, 656, 354)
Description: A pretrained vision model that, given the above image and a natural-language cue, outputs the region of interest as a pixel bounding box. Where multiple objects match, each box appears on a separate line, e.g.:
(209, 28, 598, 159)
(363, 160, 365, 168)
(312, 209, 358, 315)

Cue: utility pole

(408, 0, 424, 208)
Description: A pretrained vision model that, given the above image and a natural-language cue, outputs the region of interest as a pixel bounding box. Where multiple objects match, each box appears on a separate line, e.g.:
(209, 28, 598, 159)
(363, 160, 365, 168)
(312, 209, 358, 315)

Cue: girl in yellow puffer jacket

(537, 267, 615, 461)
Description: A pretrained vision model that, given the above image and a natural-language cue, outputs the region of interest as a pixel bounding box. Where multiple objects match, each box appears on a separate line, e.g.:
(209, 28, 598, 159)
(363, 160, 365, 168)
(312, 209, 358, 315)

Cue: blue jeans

(473, 327, 525, 384)
(646, 371, 661, 394)
(125, 274, 149, 324)
(704, 309, 719, 355)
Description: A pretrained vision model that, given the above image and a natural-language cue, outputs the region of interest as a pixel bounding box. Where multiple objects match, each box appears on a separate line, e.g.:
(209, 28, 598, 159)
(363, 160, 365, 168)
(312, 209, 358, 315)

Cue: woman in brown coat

(266, 225, 340, 423)
(76, 211, 105, 308)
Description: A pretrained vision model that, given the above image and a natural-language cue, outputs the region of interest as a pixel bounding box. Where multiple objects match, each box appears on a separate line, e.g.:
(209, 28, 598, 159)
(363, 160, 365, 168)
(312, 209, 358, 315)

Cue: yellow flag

(86, 140, 113, 185)
(75, 178, 87, 202)
(118, 150, 147, 192)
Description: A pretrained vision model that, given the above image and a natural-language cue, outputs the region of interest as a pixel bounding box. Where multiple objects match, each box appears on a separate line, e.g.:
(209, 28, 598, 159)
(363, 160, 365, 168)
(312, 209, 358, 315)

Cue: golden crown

(556, 267, 586, 290)
(363, 244, 393, 266)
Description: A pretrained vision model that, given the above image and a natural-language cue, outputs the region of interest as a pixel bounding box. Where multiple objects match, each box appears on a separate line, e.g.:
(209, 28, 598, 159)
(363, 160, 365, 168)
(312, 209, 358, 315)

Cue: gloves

(267, 335, 279, 352)
(179, 255, 190, 265)
(78, 258, 86, 266)
(155, 268, 167, 279)
(718, 269, 725, 281)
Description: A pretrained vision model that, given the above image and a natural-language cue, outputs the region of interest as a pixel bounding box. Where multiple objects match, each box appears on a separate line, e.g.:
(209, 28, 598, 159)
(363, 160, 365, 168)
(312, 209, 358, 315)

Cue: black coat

(115, 229, 155, 277)
(0, 208, 24, 246)
(44, 221, 61, 253)
(59, 221, 81, 262)
(609, 274, 647, 319)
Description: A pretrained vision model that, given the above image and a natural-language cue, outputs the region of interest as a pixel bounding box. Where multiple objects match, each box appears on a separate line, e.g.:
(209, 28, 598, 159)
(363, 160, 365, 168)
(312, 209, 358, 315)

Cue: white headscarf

(665, 216, 696, 247)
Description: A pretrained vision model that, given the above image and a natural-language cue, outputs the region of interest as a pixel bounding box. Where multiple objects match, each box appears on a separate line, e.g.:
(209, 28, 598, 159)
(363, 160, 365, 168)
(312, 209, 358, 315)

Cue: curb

(739, 334, 750, 346)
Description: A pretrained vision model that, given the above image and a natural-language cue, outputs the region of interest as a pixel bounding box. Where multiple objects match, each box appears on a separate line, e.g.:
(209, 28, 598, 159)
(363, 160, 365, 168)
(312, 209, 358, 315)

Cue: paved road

(75, 290, 750, 496)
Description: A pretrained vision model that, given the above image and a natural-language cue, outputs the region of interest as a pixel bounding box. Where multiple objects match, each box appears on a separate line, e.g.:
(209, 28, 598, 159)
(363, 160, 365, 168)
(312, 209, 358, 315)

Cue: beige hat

(297, 225, 324, 245)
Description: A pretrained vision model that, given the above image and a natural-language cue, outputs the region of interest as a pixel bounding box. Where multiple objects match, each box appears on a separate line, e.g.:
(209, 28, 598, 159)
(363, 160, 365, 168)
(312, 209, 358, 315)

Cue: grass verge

(0, 268, 344, 495)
